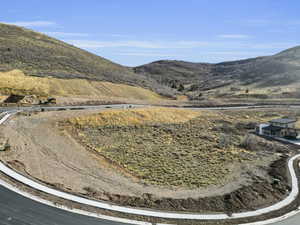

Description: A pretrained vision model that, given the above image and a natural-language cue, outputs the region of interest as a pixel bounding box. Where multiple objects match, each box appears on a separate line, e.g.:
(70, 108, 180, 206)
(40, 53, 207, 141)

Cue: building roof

(262, 125, 283, 132)
(270, 118, 297, 124)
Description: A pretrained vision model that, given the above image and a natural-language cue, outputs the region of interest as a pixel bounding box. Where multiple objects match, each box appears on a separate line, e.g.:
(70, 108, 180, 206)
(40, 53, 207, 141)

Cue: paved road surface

(2, 178, 299, 225)
(0, 185, 127, 225)
(271, 215, 300, 225)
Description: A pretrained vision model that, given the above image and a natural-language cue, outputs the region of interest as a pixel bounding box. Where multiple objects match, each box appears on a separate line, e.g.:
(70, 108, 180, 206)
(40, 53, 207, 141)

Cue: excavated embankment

(81, 156, 291, 214)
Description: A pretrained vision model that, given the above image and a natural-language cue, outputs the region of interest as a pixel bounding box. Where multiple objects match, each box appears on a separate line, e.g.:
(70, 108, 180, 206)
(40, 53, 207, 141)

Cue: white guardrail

(0, 111, 300, 224)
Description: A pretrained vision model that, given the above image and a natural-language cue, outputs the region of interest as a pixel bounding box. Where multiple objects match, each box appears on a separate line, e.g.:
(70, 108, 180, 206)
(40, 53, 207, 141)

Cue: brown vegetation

(134, 46, 300, 100)
(68, 107, 200, 127)
(65, 108, 283, 188)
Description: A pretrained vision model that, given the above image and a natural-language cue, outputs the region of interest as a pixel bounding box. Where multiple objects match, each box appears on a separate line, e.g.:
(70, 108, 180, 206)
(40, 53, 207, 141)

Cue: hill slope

(1, 22, 299, 103)
(0, 23, 172, 101)
(134, 46, 300, 99)
(0, 70, 163, 102)
(0, 23, 136, 82)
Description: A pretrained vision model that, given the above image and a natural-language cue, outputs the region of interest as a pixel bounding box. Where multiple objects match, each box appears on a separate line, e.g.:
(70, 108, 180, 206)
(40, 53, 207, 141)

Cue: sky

(1, 0, 300, 66)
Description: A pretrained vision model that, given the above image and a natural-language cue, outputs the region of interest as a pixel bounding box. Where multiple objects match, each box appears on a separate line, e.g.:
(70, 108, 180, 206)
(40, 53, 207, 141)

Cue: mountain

(1, 22, 299, 103)
(134, 46, 300, 99)
(0, 23, 173, 102)
(0, 23, 136, 82)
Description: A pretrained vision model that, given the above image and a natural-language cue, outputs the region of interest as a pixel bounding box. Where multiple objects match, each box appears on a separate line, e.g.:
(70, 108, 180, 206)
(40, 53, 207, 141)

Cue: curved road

(272, 216, 300, 225)
(0, 186, 128, 225)
(1, 104, 300, 225)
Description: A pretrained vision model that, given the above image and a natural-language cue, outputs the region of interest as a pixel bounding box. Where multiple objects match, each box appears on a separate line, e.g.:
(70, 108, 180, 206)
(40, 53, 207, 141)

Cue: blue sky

(1, 0, 300, 66)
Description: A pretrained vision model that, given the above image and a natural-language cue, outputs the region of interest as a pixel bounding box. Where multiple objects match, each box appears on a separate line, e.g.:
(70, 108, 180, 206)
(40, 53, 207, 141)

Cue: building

(256, 118, 299, 139)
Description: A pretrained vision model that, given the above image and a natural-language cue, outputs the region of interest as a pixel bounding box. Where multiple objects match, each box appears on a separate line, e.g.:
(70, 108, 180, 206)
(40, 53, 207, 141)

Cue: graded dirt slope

(0, 70, 164, 102)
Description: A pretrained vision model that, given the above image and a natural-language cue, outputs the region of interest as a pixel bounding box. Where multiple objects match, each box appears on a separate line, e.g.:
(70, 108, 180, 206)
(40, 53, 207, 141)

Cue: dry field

(65, 107, 292, 188)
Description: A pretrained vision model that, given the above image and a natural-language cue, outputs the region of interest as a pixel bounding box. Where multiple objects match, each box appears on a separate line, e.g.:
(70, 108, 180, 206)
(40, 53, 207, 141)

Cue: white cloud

(64, 39, 299, 56)
(247, 42, 299, 50)
(217, 34, 251, 39)
(116, 52, 181, 57)
(109, 34, 133, 38)
(66, 40, 212, 49)
(173, 41, 210, 48)
(205, 51, 272, 57)
(66, 40, 158, 48)
(43, 31, 90, 37)
(2, 21, 56, 27)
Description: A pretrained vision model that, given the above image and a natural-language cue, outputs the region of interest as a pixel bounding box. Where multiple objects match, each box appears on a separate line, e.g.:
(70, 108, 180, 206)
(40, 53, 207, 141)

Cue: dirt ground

(0, 108, 298, 213)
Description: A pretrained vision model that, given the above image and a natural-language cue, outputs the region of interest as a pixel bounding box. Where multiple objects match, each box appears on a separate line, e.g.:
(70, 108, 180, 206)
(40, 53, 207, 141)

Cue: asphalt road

(0, 186, 126, 225)
(1, 182, 299, 225)
(271, 215, 300, 225)
(1, 103, 299, 113)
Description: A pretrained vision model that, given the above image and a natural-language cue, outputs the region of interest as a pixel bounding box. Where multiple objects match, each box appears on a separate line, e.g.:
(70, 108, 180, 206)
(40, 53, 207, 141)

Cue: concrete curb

(0, 178, 153, 225)
(240, 206, 300, 225)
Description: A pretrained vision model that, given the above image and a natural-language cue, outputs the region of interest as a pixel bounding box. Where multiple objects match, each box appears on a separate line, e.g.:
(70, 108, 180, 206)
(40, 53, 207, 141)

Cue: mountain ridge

(1, 22, 300, 102)
(134, 46, 300, 99)
(0, 22, 173, 97)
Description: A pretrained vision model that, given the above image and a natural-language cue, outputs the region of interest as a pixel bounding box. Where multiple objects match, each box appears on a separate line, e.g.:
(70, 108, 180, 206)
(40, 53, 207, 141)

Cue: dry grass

(208, 83, 300, 101)
(68, 107, 201, 127)
(64, 108, 300, 188)
(0, 70, 164, 101)
(0, 23, 175, 98)
(64, 108, 266, 188)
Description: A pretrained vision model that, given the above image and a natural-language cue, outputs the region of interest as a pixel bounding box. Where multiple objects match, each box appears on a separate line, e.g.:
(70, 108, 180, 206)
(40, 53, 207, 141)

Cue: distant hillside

(134, 46, 300, 99)
(1, 22, 299, 103)
(0, 23, 173, 96)
(0, 23, 173, 100)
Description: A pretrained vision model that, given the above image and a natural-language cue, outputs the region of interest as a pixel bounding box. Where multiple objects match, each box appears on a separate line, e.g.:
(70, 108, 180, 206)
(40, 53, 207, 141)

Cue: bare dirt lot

(0, 107, 299, 213)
